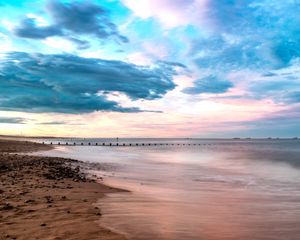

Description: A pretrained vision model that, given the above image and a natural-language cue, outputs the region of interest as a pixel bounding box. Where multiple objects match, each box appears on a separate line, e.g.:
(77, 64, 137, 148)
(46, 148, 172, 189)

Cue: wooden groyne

(42, 142, 212, 147)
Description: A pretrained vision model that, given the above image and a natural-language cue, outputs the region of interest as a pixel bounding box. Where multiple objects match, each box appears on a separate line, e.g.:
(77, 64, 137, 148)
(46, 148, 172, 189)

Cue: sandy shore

(0, 139, 127, 240)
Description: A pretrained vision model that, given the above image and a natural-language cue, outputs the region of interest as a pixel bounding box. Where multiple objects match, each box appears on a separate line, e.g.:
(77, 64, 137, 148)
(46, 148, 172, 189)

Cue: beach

(0, 139, 126, 240)
(1, 138, 300, 240)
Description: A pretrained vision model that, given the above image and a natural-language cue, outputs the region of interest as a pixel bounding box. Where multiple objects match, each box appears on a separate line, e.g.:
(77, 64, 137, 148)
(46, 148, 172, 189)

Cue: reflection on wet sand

(97, 141, 300, 240)
(99, 181, 300, 240)
(37, 139, 300, 240)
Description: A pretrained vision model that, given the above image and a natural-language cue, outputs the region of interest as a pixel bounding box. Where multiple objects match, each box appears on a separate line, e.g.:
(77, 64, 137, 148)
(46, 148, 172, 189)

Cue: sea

(32, 138, 300, 240)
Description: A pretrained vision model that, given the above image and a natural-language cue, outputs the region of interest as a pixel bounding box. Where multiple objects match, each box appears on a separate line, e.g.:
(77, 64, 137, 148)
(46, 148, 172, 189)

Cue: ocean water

(34, 139, 300, 240)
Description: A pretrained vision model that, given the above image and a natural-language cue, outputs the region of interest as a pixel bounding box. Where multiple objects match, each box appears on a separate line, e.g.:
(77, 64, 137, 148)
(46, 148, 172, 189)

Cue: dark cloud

(14, 18, 62, 39)
(273, 35, 300, 66)
(13, 0, 128, 47)
(283, 91, 300, 103)
(38, 121, 66, 125)
(0, 52, 179, 113)
(158, 61, 187, 69)
(183, 75, 233, 95)
(37, 121, 84, 125)
(0, 117, 26, 124)
(47, 0, 128, 42)
(66, 37, 90, 49)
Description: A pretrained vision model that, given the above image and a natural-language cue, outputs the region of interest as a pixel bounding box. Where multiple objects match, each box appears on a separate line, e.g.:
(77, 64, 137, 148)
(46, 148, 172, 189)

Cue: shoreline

(0, 139, 127, 240)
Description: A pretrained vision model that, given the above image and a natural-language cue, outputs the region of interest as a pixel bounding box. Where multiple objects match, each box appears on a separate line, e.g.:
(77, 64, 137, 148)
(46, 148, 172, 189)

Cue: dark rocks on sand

(1, 203, 14, 211)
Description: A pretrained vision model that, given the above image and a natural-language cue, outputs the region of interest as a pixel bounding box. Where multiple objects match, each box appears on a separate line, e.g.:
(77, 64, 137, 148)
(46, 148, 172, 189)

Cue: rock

(44, 196, 53, 203)
(1, 203, 14, 211)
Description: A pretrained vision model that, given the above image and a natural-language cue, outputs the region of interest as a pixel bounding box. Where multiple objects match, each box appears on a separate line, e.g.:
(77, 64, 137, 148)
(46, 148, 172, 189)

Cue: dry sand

(0, 139, 127, 240)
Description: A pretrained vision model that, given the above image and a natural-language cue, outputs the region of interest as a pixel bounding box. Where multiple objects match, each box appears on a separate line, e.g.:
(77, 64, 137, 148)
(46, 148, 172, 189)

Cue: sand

(0, 139, 127, 240)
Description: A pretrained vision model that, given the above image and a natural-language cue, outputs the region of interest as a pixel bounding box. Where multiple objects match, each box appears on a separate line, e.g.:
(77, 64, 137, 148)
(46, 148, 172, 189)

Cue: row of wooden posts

(43, 142, 211, 147)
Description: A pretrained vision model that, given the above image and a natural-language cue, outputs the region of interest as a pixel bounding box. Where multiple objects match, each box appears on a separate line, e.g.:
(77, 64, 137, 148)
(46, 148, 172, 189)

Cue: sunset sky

(0, 0, 300, 137)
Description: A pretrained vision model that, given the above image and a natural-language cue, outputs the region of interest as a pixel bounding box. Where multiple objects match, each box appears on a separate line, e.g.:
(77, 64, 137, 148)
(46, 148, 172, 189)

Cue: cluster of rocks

(0, 140, 89, 183)
(0, 152, 87, 183)
(43, 163, 86, 181)
(0, 160, 11, 173)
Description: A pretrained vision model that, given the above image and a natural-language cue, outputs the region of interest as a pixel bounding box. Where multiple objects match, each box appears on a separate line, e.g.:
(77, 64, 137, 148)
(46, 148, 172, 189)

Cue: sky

(0, 0, 300, 138)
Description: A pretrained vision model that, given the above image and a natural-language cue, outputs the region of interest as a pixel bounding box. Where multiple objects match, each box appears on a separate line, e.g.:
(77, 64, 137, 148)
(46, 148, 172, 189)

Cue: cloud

(192, 36, 275, 72)
(192, 1, 300, 68)
(283, 92, 300, 104)
(0, 52, 180, 113)
(234, 105, 300, 141)
(183, 75, 233, 95)
(13, 0, 128, 48)
(0, 32, 12, 52)
(122, 0, 208, 28)
(245, 64, 300, 103)
(14, 17, 63, 39)
(184, 1, 300, 100)
(38, 121, 66, 125)
(37, 121, 84, 125)
(37, 120, 88, 126)
(0, 117, 26, 124)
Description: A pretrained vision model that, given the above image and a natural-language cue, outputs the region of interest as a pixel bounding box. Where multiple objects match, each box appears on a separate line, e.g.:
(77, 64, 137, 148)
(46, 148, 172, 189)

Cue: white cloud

(0, 33, 12, 52)
(126, 52, 153, 65)
(42, 37, 77, 52)
(26, 13, 49, 26)
(122, 0, 208, 28)
(1, 19, 15, 31)
(142, 41, 169, 59)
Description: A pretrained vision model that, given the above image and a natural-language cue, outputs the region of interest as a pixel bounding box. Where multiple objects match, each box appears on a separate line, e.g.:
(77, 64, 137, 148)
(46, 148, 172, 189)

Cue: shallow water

(36, 139, 300, 240)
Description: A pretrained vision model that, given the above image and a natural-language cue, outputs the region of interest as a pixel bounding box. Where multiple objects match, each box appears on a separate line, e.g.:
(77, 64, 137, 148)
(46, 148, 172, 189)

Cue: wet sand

(0, 139, 127, 240)
(41, 141, 300, 240)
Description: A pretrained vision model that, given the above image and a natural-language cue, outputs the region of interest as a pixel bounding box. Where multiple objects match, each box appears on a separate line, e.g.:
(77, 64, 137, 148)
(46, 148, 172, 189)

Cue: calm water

(34, 139, 300, 240)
